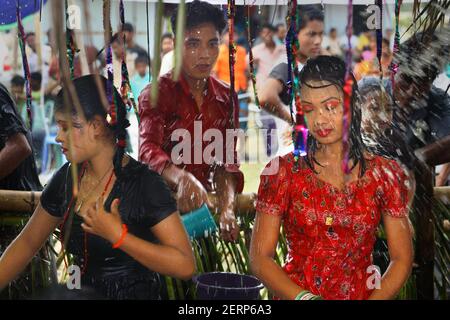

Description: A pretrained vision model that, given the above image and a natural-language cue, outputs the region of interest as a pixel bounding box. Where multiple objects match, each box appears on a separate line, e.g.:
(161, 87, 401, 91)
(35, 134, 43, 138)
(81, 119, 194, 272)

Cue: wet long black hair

(54, 74, 130, 177)
(299, 55, 367, 177)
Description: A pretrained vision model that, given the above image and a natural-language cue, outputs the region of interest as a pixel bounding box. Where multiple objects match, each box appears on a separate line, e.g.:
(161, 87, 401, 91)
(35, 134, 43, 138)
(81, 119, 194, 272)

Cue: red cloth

(138, 73, 244, 193)
(256, 154, 409, 300)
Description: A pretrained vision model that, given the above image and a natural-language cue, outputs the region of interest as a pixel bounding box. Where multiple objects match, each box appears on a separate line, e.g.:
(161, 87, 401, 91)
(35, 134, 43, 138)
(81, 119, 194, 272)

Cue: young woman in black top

(0, 75, 195, 299)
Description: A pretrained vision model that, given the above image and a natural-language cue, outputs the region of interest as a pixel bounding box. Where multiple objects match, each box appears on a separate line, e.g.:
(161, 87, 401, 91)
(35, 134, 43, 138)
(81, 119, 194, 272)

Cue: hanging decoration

(103, 0, 117, 126)
(119, 0, 140, 124)
(246, 2, 260, 108)
(390, 0, 402, 90)
(16, 3, 33, 129)
(65, 0, 79, 79)
(286, 0, 308, 163)
(376, 0, 383, 77)
(342, 0, 354, 175)
(227, 0, 236, 129)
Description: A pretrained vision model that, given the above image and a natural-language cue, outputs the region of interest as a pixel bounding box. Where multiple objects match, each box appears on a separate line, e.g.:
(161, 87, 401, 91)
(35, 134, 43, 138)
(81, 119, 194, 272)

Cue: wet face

(161, 37, 174, 55)
(297, 20, 324, 59)
(361, 90, 393, 135)
(181, 23, 220, 80)
(55, 112, 110, 164)
(301, 81, 345, 145)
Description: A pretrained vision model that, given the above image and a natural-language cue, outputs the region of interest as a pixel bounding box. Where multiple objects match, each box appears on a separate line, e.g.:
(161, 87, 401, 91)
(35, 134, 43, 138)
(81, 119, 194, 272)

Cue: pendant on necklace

(325, 215, 334, 226)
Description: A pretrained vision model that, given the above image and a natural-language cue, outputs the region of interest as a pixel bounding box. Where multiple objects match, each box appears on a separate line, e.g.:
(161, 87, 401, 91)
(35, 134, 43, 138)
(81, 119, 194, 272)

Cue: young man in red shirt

(138, 0, 244, 242)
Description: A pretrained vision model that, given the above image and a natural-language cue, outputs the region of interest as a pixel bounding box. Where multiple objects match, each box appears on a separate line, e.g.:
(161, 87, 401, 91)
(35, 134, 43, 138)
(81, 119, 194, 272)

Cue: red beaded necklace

(59, 162, 115, 275)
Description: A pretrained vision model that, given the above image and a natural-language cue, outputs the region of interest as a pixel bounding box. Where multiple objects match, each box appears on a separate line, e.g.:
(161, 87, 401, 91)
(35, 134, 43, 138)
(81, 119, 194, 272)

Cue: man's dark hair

(161, 32, 174, 42)
(11, 75, 25, 87)
(122, 22, 134, 33)
(330, 27, 337, 33)
(297, 5, 324, 33)
(170, 0, 226, 34)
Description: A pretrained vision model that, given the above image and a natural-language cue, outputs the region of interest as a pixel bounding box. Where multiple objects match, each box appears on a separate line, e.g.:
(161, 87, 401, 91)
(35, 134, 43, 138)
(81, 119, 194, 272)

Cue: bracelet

(295, 290, 322, 300)
(112, 224, 128, 249)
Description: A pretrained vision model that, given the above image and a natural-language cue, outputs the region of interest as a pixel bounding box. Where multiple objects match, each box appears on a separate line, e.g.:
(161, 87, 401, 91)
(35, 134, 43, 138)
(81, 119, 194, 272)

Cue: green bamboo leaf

(150, 0, 163, 106)
(218, 238, 232, 272)
(237, 236, 251, 273)
(164, 276, 176, 300)
(199, 238, 213, 272)
(172, 0, 185, 81)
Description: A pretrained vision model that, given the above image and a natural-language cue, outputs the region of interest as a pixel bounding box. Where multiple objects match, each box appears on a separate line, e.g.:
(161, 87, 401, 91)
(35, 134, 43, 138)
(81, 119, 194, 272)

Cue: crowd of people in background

(0, 5, 448, 186)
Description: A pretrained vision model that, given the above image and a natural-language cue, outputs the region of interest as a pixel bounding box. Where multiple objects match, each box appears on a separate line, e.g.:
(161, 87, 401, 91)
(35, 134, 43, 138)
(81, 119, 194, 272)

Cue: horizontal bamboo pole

(434, 187, 450, 202)
(1, 187, 449, 216)
(0, 190, 41, 213)
(0, 190, 258, 216)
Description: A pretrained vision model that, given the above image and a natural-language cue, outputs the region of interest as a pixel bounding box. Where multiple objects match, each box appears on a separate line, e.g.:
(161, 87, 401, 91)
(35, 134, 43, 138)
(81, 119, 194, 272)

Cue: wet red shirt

(256, 154, 409, 300)
(138, 73, 244, 193)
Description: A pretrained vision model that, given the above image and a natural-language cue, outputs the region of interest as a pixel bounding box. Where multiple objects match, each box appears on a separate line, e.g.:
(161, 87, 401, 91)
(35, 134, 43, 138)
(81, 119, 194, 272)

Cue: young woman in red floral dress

(250, 56, 414, 300)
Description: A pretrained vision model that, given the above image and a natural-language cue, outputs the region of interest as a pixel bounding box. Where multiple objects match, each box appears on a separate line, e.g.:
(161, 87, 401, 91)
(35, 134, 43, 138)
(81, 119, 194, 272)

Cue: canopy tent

(0, 0, 48, 31)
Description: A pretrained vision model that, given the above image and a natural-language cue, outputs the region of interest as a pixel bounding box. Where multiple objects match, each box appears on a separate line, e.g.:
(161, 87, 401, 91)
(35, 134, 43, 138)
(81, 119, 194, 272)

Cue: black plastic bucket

(193, 272, 264, 300)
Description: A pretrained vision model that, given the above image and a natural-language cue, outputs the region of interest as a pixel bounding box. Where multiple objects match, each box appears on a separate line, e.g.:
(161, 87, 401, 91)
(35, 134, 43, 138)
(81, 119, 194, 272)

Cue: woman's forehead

(55, 111, 85, 123)
(301, 81, 342, 98)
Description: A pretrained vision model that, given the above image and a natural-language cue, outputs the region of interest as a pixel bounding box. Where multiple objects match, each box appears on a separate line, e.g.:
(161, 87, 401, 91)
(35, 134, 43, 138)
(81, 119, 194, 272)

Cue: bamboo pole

(1, 187, 449, 216)
(0, 189, 259, 215)
(0, 190, 41, 213)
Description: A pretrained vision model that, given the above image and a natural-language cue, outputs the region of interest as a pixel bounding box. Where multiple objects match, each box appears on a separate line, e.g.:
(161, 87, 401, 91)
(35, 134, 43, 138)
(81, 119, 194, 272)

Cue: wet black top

(40, 157, 177, 299)
(0, 83, 42, 192)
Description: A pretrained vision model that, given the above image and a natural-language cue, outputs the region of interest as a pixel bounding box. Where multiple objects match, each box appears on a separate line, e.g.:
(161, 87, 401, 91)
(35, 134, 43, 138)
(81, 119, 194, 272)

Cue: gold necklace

(75, 165, 114, 214)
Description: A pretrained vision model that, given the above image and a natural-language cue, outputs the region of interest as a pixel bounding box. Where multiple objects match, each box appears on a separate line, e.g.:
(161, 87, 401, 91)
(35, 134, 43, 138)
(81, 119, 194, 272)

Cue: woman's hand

(81, 196, 123, 244)
(176, 171, 212, 214)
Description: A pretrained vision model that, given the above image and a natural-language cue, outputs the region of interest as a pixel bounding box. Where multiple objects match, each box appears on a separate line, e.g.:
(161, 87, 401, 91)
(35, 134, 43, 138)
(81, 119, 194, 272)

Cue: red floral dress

(255, 154, 410, 300)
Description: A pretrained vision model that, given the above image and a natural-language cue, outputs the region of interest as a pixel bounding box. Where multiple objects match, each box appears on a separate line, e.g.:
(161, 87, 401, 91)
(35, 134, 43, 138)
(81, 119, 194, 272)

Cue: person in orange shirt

(213, 30, 248, 92)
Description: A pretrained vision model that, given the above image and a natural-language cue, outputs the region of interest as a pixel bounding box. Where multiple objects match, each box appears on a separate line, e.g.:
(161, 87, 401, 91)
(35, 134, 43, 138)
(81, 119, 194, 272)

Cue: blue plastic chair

(41, 133, 66, 174)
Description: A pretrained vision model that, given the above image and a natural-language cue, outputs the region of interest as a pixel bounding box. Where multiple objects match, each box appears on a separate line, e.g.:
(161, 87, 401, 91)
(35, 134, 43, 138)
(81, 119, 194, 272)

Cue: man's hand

(81, 197, 123, 244)
(219, 210, 240, 242)
(176, 171, 212, 214)
(436, 163, 450, 187)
